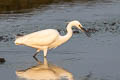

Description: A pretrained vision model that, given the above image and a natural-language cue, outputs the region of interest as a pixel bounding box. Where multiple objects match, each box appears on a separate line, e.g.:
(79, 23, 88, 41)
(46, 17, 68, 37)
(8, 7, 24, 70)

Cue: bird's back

(21, 29, 59, 46)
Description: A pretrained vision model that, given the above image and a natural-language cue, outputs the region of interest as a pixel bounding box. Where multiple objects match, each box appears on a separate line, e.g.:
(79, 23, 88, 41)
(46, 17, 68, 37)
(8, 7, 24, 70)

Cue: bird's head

(67, 20, 90, 37)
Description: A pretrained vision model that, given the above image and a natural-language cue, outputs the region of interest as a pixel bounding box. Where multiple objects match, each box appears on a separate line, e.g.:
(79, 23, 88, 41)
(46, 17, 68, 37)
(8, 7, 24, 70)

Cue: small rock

(103, 22, 108, 25)
(16, 33, 24, 36)
(111, 22, 116, 26)
(73, 30, 79, 34)
(0, 58, 6, 64)
(0, 36, 4, 41)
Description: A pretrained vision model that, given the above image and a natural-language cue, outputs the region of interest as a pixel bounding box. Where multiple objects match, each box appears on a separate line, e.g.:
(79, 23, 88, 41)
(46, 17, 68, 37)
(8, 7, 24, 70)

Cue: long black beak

(80, 27, 91, 37)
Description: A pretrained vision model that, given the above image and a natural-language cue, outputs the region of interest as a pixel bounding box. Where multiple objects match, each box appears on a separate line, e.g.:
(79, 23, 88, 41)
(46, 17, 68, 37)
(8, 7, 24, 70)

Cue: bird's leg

(33, 56, 42, 64)
(33, 52, 39, 58)
(33, 49, 40, 58)
(43, 57, 49, 68)
(43, 48, 48, 57)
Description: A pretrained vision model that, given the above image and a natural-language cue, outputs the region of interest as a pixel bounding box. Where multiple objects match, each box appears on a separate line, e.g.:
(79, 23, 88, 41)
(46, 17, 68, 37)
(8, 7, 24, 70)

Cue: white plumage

(14, 20, 87, 57)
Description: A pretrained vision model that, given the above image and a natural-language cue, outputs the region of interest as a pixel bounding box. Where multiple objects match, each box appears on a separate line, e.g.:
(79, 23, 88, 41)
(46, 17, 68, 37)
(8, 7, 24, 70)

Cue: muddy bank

(0, 0, 119, 14)
(0, 0, 94, 14)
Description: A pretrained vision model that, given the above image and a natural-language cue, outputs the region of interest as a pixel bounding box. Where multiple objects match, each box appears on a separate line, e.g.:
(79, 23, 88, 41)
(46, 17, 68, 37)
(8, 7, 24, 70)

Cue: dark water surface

(0, 0, 120, 80)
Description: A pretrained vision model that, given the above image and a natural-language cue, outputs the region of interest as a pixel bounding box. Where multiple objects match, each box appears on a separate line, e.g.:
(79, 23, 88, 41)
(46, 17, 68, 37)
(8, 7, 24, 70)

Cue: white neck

(62, 23, 73, 43)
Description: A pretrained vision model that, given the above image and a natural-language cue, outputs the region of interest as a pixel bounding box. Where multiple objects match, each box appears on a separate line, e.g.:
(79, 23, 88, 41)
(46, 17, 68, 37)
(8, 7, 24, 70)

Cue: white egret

(14, 20, 88, 57)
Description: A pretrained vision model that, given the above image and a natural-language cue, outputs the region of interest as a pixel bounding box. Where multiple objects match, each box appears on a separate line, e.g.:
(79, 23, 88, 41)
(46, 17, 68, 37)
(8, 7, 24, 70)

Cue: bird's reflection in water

(16, 57, 74, 80)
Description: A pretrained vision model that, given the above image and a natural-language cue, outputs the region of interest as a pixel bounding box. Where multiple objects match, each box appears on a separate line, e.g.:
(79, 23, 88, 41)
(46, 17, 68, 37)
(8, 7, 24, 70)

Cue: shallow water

(0, 0, 120, 80)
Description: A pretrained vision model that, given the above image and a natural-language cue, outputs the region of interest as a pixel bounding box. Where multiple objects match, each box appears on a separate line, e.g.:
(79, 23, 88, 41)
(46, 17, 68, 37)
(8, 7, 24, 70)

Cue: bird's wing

(23, 29, 59, 46)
